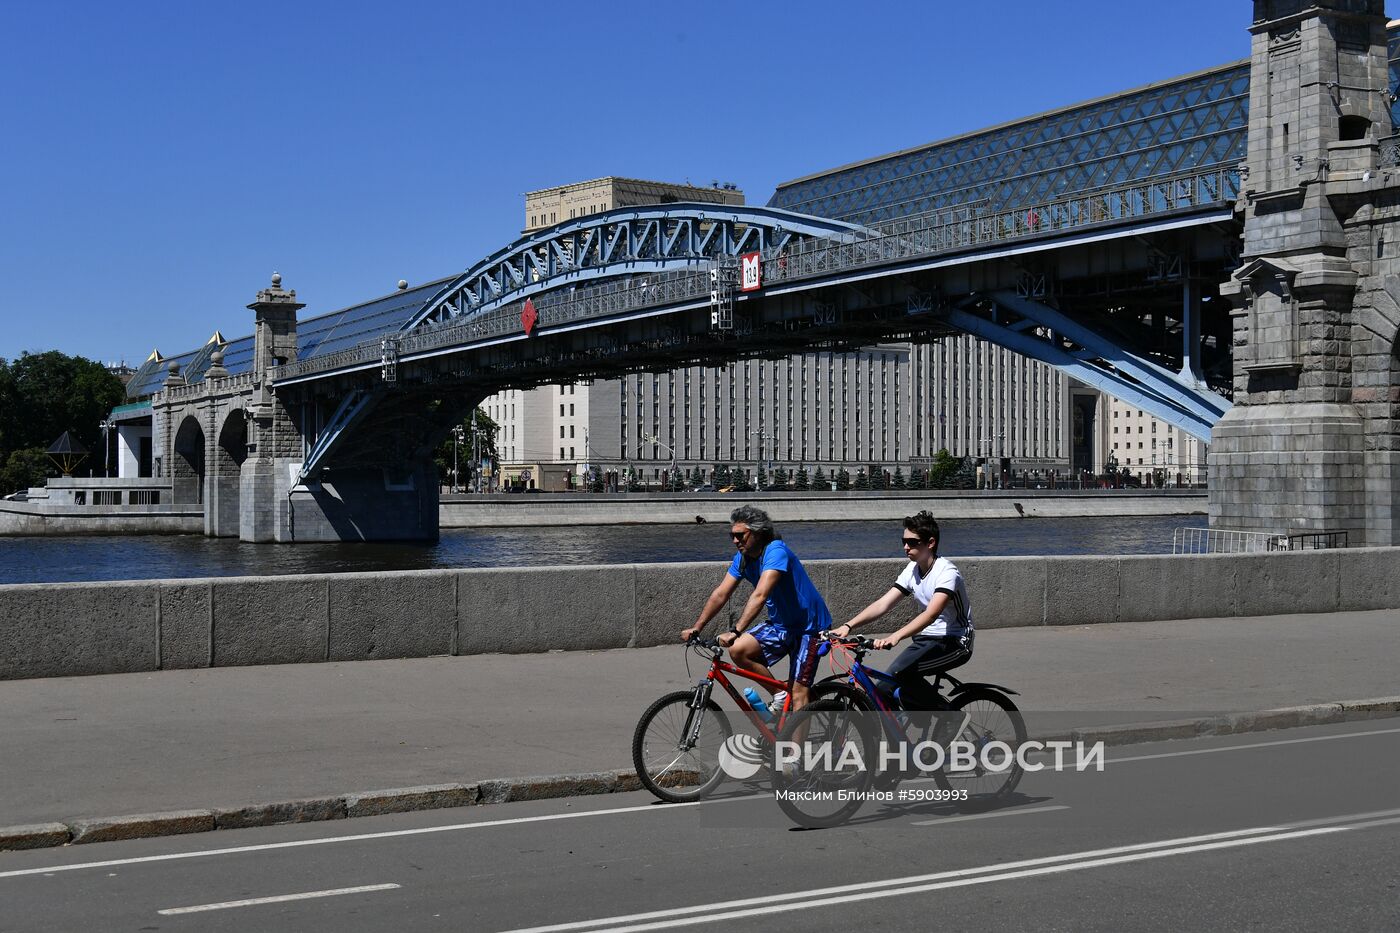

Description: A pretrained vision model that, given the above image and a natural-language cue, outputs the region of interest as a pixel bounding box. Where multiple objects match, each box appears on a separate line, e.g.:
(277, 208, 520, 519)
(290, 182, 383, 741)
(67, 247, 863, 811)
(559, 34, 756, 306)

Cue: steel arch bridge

(400, 203, 868, 331)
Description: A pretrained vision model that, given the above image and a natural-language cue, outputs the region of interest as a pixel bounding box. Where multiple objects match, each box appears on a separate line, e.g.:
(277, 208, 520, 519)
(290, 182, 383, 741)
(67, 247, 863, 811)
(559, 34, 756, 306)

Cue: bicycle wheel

(632, 690, 733, 803)
(808, 680, 876, 712)
(933, 687, 1027, 799)
(772, 699, 876, 829)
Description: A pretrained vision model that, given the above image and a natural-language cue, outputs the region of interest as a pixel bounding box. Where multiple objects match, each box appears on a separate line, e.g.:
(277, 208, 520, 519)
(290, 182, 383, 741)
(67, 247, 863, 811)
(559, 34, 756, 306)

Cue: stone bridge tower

(241, 273, 305, 541)
(1213, 0, 1400, 544)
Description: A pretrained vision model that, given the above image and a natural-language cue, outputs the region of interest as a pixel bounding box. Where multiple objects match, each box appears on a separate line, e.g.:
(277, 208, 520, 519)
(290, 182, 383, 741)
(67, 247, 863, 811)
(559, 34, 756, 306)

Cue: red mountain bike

(632, 635, 797, 802)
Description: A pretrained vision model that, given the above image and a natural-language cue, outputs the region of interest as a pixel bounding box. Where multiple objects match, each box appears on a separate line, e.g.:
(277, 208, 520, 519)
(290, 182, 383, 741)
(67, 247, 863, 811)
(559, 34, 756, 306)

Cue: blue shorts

(747, 623, 822, 687)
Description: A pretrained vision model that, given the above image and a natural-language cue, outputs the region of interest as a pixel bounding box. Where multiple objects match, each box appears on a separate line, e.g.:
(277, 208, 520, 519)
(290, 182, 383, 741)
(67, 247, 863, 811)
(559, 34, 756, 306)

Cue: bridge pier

(1212, 1, 1400, 545)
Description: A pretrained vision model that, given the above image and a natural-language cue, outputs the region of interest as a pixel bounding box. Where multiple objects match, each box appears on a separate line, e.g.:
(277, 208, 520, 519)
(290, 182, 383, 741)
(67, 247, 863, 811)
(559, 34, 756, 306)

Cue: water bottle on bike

(742, 687, 773, 722)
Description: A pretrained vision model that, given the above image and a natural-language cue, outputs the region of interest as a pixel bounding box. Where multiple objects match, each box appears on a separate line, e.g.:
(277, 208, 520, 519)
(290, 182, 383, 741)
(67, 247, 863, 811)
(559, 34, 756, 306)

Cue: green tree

(853, 468, 869, 490)
(668, 467, 684, 491)
(0, 351, 126, 480)
(927, 448, 960, 488)
(835, 467, 851, 491)
(867, 465, 885, 490)
(773, 466, 788, 488)
(712, 463, 730, 488)
(892, 466, 906, 490)
(910, 467, 925, 488)
(794, 468, 809, 491)
(2, 447, 51, 494)
(432, 408, 499, 491)
(756, 465, 768, 489)
(812, 466, 827, 490)
(626, 467, 641, 492)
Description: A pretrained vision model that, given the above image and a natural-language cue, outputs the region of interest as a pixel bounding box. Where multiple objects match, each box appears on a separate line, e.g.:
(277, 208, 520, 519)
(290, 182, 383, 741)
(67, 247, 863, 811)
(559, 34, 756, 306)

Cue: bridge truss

(400, 204, 866, 331)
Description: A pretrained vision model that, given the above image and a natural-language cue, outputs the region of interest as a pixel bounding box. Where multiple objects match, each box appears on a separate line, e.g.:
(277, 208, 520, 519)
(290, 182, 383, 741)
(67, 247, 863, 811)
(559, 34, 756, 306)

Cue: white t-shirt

(894, 556, 972, 638)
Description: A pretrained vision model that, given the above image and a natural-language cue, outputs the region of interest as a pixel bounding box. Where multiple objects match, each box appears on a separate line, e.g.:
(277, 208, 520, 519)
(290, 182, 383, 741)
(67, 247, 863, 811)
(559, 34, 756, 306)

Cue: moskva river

(0, 513, 1206, 584)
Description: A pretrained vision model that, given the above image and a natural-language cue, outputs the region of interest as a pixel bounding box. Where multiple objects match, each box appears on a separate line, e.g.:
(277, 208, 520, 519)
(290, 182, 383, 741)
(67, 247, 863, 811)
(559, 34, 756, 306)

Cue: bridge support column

(1212, 1, 1397, 544)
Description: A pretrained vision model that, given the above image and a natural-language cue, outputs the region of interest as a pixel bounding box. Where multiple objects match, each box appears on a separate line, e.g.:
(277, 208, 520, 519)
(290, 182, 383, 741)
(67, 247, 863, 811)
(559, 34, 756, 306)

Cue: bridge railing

(273, 166, 1239, 383)
(765, 166, 1239, 285)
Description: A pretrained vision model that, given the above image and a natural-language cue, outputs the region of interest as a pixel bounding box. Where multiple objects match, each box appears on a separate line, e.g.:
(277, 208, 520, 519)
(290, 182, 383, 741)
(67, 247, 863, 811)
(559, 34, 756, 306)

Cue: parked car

(2, 490, 28, 501)
(690, 484, 715, 492)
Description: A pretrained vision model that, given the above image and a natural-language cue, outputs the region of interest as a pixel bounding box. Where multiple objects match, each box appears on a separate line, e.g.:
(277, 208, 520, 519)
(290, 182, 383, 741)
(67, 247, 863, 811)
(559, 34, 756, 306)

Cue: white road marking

(497, 810, 1400, 933)
(1105, 725, 1400, 765)
(0, 793, 765, 880)
(157, 883, 400, 915)
(2, 724, 1394, 882)
(911, 804, 1069, 826)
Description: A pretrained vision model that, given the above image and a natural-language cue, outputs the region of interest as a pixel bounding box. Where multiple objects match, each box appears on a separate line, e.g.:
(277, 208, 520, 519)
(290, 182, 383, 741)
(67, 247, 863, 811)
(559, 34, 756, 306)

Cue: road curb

(5, 699, 1399, 852)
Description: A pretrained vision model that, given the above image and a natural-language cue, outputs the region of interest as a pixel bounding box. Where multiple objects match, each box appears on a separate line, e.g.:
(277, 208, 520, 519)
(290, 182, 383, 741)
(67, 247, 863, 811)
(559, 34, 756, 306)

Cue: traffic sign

(740, 252, 761, 291)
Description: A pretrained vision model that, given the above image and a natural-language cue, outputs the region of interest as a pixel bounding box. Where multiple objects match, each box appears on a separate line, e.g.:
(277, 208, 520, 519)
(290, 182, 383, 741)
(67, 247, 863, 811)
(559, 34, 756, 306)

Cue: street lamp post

(99, 418, 114, 478)
(640, 432, 677, 491)
(450, 424, 465, 494)
(751, 430, 773, 490)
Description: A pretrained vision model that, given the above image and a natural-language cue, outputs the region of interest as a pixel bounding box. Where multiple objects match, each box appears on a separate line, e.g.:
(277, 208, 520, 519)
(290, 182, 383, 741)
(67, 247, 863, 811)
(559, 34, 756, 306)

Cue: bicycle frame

(825, 640, 974, 748)
(690, 647, 795, 744)
(840, 658, 915, 745)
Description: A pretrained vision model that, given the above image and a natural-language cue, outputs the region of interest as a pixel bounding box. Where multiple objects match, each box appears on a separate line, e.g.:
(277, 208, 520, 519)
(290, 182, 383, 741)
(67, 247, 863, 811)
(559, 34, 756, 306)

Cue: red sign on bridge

(521, 298, 538, 336)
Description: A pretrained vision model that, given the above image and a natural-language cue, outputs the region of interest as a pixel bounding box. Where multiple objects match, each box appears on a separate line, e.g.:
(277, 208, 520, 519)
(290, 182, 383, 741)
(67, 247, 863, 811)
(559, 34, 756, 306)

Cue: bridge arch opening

(210, 410, 248, 536)
(172, 415, 205, 506)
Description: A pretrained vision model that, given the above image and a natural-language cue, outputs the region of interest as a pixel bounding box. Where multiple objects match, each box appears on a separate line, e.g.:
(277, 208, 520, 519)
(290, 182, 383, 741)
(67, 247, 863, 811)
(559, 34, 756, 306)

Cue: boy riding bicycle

(680, 505, 831, 716)
(829, 510, 972, 710)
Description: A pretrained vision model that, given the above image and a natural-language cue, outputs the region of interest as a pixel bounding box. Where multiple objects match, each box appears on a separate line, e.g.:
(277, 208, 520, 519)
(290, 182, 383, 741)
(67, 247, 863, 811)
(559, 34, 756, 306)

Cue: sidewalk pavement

(2, 609, 1397, 833)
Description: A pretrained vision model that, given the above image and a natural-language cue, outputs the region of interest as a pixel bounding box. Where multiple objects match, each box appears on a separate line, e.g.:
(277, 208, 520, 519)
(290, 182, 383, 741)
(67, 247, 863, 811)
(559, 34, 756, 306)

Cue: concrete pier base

(1209, 402, 1366, 538)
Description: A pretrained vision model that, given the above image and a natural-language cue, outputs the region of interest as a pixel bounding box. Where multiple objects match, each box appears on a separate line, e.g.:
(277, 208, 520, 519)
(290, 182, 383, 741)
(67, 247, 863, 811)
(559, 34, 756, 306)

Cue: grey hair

(730, 505, 776, 541)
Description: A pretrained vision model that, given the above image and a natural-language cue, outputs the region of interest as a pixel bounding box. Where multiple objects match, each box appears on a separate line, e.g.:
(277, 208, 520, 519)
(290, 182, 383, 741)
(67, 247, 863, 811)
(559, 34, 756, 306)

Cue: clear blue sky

(1, 1, 1265, 366)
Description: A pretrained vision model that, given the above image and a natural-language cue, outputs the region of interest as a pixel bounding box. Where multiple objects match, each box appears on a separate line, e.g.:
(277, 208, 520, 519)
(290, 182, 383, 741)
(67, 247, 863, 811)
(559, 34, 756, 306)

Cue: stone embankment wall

(440, 491, 1206, 527)
(0, 502, 203, 535)
(1, 548, 1396, 680)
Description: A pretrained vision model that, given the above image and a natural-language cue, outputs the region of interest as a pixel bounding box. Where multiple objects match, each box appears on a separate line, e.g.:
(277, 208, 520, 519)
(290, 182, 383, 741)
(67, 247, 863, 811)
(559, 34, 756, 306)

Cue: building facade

(1103, 397, 1210, 487)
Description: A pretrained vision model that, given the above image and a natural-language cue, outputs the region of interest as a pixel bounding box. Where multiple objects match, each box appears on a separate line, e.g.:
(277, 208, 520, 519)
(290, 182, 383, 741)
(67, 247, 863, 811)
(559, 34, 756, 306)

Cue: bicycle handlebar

(683, 633, 726, 656)
(820, 631, 888, 651)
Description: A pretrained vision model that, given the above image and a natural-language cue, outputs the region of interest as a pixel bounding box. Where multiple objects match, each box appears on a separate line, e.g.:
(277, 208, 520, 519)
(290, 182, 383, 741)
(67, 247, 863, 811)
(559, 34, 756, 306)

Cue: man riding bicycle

(680, 505, 831, 716)
(829, 510, 972, 710)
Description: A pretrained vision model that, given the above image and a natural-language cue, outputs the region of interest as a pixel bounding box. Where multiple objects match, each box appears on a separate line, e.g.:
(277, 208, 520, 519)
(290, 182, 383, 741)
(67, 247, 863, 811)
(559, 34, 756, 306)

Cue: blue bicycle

(810, 633, 1027, 800)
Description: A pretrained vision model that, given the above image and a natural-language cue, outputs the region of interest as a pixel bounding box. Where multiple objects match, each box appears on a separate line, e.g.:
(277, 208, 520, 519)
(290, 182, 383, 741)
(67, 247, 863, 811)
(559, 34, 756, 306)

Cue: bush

(1, 447, 50, 494)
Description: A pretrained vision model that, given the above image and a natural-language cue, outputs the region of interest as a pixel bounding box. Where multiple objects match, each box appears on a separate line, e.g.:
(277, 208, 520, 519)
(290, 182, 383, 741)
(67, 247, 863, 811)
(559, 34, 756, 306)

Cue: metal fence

(274, 165, 1239, 384)
(1172, 527, 1349, 554)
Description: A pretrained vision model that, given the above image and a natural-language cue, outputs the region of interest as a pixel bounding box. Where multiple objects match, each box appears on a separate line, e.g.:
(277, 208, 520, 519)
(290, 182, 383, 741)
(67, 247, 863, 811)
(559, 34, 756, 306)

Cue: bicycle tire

(772, 699, 876, 829)
(808, 680, 876, 712)
(632, 690, 733, 803)
(932, 687, 1027, 799)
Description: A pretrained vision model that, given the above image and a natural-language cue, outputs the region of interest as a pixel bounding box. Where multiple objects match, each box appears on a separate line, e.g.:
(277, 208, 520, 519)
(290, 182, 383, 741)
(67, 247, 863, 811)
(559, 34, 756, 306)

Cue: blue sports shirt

(727, 539, 832, 635)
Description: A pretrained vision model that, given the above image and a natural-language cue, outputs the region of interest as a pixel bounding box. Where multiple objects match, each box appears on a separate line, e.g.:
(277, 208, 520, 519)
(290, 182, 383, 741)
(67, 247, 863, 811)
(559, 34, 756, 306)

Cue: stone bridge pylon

(153, 275, 452, 542)
(1211, 0, 1400, 544)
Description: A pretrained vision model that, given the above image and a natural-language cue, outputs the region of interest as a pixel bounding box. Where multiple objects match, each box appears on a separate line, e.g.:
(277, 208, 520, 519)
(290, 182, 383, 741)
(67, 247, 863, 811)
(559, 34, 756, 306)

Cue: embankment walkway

(2, 608, 1395, 829)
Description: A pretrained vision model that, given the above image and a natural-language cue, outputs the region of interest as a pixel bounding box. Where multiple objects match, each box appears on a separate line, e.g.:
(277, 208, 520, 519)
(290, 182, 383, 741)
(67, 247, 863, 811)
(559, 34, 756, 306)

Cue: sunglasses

(901, 537, 925, 547)
(731, 530, 751, 541)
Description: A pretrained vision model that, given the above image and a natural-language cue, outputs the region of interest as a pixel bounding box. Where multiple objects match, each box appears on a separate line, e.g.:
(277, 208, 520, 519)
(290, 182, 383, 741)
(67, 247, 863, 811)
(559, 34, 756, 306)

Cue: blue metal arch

(400, 203, 869, 332)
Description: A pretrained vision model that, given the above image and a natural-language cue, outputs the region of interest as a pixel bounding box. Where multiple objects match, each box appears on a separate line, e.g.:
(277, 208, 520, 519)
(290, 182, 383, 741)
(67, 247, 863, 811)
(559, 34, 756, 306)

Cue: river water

(0, 513, 1206, 584)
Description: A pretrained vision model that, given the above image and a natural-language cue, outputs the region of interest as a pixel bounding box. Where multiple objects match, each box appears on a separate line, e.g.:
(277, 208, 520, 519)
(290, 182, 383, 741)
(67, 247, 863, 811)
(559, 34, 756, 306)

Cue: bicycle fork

(681, 679, 717, 748)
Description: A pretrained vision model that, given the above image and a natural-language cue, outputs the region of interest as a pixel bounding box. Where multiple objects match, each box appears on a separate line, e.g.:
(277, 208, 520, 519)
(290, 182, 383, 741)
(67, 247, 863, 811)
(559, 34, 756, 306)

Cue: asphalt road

(2, 720, 1397, 932)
